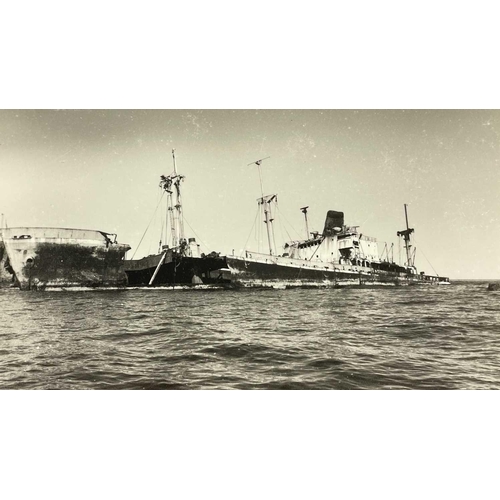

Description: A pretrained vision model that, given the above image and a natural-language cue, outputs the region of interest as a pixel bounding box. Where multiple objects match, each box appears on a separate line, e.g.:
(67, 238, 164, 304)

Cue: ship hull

(0, 240, 15, 287)
(124, 251, 230, 286)
(1, 228, 130, 290)
(226, 254, 447, 288)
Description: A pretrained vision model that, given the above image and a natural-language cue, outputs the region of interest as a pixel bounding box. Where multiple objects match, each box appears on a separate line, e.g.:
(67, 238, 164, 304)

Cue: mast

(397, 203, 415, 267)
(248, 156, 276, 256)
(258, 194, 277, 256)
(167, 186, 176, 248)
(300, 206, 310, 239)
(159, 149, 186, 250)
(172, 149, 185, 245)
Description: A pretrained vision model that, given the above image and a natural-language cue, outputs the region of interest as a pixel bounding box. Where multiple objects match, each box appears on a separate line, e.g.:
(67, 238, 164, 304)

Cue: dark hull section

(21, 243, 129, 290)
(125, 254, 230, 286)
(226, 256, 423, 288)
(0, 241, 15, 287)
(2, 227, 131, 290)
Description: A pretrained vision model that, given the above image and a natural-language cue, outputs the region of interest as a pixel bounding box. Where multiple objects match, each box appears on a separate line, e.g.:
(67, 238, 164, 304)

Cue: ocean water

(0, 280, 499, 390)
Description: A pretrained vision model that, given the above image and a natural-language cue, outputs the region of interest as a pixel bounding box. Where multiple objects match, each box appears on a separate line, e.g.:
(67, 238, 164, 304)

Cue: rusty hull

(0, 240, 16, 286)
(1, 227, 130, 290)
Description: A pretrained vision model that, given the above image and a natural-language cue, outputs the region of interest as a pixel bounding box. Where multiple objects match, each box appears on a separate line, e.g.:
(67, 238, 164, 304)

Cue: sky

(1, 109, 499, 279)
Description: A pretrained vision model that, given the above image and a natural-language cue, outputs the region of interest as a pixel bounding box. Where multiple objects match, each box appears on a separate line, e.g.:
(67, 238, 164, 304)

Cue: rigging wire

(283, 225, 293, 242)
(148, 185, 164, 255)
(147, 205, 158, 256)
(159, 199, 165, 252)
(412, 235, 440, 276)
(243, 207, 260, 257)
(183, 216, 210, 253)
(277, 206, 294, 243)
(275, 204, 303, 240)
(277, 208, 287, 250)
(130, 191, 166, 260)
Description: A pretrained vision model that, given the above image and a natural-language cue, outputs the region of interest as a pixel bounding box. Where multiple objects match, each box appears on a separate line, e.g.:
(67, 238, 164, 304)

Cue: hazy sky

(1, 109, 499, 279)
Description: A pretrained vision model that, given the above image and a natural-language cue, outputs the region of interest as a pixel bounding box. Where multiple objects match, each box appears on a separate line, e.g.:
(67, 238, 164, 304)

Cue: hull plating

(226, 255, 425, 288)
(124, 252, 230, 286)
(0, 240, 15, 286)
(1, 228, 130, 290)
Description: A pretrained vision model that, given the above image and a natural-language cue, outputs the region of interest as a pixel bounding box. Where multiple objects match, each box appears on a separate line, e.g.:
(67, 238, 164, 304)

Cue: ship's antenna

(247, 156, 270, 199)
(247, 156, 276, 256)
(300, 206, 310, 239)
(397, 203, 415, 268)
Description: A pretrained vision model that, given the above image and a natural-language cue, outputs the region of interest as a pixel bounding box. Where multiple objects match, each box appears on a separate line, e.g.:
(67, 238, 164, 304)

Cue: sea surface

(1, 280, 499, 389)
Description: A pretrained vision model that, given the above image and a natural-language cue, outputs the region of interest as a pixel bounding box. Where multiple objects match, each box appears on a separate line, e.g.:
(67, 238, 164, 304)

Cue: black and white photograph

(0, 108, 497, 390)
(1, 1, 499, 499)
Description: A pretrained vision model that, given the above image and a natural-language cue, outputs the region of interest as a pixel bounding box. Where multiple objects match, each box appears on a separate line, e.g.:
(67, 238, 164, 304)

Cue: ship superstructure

(225, 158, 449, 287)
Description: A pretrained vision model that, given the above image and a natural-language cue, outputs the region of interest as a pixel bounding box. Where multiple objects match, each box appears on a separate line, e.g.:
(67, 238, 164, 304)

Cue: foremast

(148, 150, 192, 286)
(159, 149, 186, 252)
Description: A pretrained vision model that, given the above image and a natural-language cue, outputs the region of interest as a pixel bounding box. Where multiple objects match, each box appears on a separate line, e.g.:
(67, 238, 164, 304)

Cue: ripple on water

(1, 282, 499, 389)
